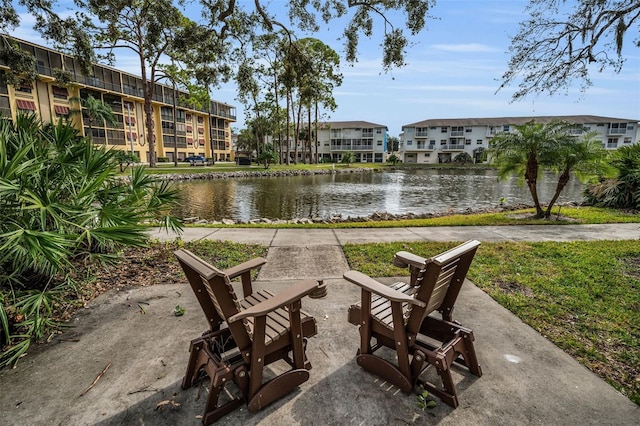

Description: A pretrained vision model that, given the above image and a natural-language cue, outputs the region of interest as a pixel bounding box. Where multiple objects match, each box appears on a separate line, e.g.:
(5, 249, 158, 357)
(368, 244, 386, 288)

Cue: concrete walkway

(1, 224, 639, 425)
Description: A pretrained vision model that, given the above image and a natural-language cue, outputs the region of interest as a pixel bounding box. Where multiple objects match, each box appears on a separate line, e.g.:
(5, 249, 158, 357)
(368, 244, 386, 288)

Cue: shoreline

(180, 202, 587, 225)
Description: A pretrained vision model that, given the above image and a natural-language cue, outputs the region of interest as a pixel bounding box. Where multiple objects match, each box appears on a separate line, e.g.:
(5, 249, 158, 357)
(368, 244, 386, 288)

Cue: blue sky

(10, 0, 640, 137)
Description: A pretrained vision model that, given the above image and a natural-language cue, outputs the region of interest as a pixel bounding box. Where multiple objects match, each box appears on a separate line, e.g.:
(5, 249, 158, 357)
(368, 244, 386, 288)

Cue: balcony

(330, 145, 373, 151)
(416, 142, 435, 150)
(441, 144, 465, 151)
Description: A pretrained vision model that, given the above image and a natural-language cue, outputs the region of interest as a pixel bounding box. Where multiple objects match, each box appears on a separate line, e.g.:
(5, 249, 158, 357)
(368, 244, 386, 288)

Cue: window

(424, 153, 430, 157)
(52, 86, 68, 99)
(465, 128, 472, 133)
(161, 121, 175, 131)
(406, 140, 413, 146)
(186, 114, 191, 121)
(451, 126, 464, 136)
(441, 127, 448, 133)
(503, 125, 510, 132)
(376, 128, 382, 134)
(160, 107, 173, 121)
(197, 116, 204, 124)
(477, 139, 483, 144)
(440, 139, 447, 145)
(377, 140, 382, 146)
(610, 123, 627, 134)
(607, 138, 618, 148)
(465, 139, 472, 145)
(624, 137, 632, 144)
(16, 83, 32, 93)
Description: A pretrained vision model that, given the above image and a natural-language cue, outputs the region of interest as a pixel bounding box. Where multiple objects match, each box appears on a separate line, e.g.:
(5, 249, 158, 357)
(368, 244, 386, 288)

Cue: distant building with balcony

(400, 115, 639, 164)
(315, 121, 388, 163)
(0, 36, 236, 163)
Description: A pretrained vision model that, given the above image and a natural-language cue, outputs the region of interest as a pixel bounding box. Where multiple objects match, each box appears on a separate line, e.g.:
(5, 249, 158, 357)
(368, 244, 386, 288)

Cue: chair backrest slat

(175, 249, 253, 350)
(403, 240, 480, 334)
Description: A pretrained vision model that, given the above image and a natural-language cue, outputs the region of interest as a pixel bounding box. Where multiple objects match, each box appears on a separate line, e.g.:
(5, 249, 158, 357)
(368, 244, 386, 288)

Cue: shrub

(387, 154, 401, 165)
(0, 113, 182, 367)
(157, 156, 170, 162)
(454, 152, 472, 164)
(584, 144, 640, 209)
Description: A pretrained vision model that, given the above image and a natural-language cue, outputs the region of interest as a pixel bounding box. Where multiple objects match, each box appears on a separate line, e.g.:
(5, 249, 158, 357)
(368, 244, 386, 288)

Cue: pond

(170, 168, 586, 222)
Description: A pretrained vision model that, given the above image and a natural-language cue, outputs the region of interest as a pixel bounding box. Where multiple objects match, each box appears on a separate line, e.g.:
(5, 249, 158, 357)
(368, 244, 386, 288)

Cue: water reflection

(171, 169, 585, 222)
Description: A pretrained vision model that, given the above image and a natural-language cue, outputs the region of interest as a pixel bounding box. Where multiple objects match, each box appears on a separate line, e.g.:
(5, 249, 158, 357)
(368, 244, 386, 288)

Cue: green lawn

(342, 239, 640, 405)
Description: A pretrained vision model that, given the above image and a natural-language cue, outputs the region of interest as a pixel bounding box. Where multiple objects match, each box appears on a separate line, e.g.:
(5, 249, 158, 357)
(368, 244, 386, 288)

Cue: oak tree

(501, 0, 640, 100)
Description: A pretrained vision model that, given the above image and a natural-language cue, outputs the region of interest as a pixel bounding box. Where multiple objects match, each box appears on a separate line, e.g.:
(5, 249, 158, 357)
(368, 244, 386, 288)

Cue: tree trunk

(307, 107, 312, 164)
(285, 90, 291, 166)
(314, 100, 318, 164)
(294, 98, 301, 164)
(525, 156, 543, 217)
(274, 72, 282, 164)
(545, 168, 571, 218)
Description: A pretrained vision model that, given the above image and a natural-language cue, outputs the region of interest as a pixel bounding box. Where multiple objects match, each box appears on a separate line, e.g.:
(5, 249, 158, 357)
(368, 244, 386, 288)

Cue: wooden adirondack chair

(175, 249, 320, 424)
(345, 240, 483, 408)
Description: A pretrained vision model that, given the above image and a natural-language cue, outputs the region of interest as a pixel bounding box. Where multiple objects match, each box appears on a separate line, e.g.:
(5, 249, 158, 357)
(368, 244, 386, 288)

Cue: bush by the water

(584, 144, 640, 209)
(0, 113, 182, 367)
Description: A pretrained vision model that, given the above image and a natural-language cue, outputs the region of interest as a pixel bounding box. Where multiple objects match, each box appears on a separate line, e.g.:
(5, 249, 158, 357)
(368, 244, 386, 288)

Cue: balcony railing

(609, 128, 627, 135)
(330, 145, 373, 151)
(442, 144, 465, 150)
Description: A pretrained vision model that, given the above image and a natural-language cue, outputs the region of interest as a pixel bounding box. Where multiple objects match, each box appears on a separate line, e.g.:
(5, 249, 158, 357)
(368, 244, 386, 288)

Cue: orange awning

(16, 100, 36, 110)
(54, 105, 69, 115)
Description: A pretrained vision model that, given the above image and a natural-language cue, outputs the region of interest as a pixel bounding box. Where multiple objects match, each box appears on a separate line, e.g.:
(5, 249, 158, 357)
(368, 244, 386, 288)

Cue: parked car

(186, 155, 206, 166)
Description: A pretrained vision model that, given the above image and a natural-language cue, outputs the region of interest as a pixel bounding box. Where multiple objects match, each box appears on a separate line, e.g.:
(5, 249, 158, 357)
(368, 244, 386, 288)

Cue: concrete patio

(1, 224, 639, 425)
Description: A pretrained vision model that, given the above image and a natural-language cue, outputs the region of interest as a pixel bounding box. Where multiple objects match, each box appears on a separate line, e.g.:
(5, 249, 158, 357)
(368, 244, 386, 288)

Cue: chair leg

(183, 338, 207, 389)
(458, 329, 482, 377)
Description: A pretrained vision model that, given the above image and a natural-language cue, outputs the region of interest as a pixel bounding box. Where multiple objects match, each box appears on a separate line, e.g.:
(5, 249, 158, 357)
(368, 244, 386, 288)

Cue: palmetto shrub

(0, 113, 182, 366)
(584, 144, 640, 209)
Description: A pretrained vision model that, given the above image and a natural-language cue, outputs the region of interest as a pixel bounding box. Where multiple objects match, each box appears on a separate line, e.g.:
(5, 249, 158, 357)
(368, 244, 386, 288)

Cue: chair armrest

(343, 271, 426, 307)
(223, 257, 267, 280)
(393, 251, 427, 269)
(228, 279, 319, 322)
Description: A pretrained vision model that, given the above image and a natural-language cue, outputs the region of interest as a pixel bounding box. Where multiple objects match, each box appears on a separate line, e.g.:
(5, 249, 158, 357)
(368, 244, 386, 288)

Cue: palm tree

(491, 121, 609, 218)
(489, 120, 570, 218)
(69, 94, 117, 141)
(543, 132, 608, 217)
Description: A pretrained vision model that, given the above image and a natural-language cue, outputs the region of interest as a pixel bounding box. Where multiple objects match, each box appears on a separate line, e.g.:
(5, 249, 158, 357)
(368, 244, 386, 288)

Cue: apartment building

(0, 37, 236, 163)
(316, 120, 388, 163)
(400, 115, 640, 164)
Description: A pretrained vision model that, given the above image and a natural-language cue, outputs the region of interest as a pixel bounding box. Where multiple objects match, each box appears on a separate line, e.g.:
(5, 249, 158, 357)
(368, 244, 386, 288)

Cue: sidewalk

(1, 224, 639, 425)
